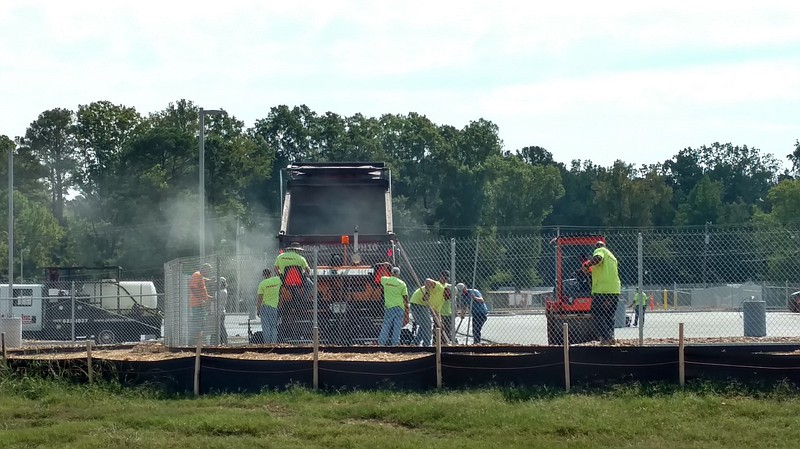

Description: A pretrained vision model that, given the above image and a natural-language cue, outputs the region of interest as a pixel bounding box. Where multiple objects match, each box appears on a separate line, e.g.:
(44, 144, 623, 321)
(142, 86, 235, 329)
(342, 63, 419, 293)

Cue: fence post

(638, 233, 644, 346)
(1, 332, 6, 367)
(435, 327, 442, 389)
(86, 340, 93, 384)
(450, 238, 456, 344)
(678, 323, 685, 387)
(563, 323, 570, 392)
(469, 235, 479, 345)
(312, 246, 319, 391)
(70, 281, 76, 342)
(194, 331, 203, 396)
(215, 255, 221, 346)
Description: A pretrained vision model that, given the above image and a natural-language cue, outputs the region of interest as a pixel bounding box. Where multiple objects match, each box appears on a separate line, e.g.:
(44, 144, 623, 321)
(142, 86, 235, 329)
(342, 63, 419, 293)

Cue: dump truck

(1, 266, 162, 344)
(274, 162, 396, 344)
(545, 235, 606, 345)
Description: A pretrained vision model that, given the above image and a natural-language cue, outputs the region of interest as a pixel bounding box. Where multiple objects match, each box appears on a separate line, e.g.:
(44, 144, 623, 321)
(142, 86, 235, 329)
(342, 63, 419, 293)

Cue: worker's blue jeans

(378, 306, 404, 346)
(410, 304, 431, 346)
(259, 305, 279, 344)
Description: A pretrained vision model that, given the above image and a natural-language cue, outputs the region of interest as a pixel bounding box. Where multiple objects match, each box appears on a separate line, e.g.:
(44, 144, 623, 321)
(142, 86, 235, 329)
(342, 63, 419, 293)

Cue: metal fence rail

(155, 224, 800, 347)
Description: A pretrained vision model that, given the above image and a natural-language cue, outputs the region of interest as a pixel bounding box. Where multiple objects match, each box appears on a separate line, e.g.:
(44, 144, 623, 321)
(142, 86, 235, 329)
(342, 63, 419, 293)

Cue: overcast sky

(1, 1, 799, 167)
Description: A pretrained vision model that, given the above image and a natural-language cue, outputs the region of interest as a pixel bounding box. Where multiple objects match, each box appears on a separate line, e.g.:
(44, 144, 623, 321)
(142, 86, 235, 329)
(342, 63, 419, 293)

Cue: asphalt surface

(221, 310, 800, 346)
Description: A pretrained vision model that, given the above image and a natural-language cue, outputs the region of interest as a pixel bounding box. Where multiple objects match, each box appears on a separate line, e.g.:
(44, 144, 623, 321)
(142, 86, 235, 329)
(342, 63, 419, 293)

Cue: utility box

(0, 317, 22, 348)
(743, 299, 767, 337)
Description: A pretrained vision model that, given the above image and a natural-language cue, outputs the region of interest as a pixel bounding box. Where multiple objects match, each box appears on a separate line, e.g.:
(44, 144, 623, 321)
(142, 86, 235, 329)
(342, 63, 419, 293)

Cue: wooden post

(435, 327, 442, 389)
(194, 331, 203, 396)
(312, 327, 319, 391)
(678, 323, 685, 387)
(86, 340, 93, 384)
(563, 323, 570, 392)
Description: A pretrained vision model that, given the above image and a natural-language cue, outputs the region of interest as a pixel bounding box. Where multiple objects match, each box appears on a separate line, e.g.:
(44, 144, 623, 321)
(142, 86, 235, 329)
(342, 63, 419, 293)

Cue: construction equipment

(276, 162, 396, 344)
(1, 266, 162, 344)
(545, 235, 606, 345)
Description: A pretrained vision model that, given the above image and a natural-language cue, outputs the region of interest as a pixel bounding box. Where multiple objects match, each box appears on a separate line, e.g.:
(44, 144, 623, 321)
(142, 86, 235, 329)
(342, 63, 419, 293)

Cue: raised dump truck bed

(275, 162, 396, 344)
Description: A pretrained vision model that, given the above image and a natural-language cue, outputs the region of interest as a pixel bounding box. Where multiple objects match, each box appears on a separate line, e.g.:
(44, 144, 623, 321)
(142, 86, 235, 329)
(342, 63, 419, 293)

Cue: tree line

(2, 99, 800, 281)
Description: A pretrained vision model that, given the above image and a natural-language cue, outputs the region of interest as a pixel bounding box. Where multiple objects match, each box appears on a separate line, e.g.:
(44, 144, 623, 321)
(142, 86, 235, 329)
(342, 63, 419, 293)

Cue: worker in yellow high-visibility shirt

(631, 288, 647, 327)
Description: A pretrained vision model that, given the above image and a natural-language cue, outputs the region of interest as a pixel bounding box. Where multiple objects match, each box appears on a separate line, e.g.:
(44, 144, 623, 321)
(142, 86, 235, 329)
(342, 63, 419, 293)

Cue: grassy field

(1, 375, 800, 449)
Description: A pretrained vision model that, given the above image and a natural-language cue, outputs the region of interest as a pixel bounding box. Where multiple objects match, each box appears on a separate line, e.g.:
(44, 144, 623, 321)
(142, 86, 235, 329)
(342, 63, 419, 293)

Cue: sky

(1, 0, 799, 168)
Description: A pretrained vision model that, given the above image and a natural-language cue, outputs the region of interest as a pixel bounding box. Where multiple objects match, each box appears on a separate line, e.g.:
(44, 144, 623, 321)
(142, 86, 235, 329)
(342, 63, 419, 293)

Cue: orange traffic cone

(649, 294, 655, 310)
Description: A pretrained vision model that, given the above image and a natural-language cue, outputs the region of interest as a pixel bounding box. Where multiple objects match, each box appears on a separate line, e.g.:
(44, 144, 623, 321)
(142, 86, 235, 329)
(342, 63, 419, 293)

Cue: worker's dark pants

(410, 304, 431, 346)
(472, 313, 488, 343)
(633, 305, 645, 326)
(591, 294, 618, 342)
(278, 285, 309, 342)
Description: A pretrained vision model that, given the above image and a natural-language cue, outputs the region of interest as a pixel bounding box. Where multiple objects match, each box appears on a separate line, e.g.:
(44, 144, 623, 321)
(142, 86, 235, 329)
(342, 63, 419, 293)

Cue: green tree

(17, 108, 79, 225)
(592, 161, 674, 227)
(0, 191, 64, 279)
(674, 175, 724, 226)
(0, 135, 48, 202)
(75, 101, 143, 195)
(546, 160, 603, 226)
(479, 155, 564, 288)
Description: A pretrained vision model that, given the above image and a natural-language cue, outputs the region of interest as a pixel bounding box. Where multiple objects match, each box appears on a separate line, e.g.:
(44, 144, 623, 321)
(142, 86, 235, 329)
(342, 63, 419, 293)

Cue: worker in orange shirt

(189, 263, 213, 345)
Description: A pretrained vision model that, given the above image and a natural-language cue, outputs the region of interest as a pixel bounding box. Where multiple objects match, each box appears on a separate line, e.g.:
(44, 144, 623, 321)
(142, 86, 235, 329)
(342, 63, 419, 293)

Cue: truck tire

(97, 329, 116, 345)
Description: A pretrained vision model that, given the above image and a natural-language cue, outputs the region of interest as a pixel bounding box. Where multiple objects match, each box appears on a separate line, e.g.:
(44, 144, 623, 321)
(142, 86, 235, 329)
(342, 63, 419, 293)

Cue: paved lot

(222, 310, 800, 346)
(477, 311, 800, 345)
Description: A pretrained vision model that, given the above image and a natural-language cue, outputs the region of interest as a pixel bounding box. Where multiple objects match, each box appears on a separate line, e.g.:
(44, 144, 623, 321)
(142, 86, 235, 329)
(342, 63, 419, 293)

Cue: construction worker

(378, 267, 409, 346)
(631, 287, 647, 327)
(409, 285, 432, 346)
(274, 242, 310, 341)
(188, 263, 213, 345)
(582, 241, 621, 345)
(256, 268, 282, 344)
(425, 270, 451, 343)
(456, 283, 489, 344)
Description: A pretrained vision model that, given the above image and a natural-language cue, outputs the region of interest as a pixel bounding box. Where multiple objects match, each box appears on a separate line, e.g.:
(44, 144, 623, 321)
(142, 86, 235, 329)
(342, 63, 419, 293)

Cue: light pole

(199, 107, 227, 257)
(5, 145, 13, 317)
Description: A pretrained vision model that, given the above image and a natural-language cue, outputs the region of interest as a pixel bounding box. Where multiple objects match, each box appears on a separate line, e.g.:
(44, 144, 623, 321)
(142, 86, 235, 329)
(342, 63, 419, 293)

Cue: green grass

(1, 374, 800, 449)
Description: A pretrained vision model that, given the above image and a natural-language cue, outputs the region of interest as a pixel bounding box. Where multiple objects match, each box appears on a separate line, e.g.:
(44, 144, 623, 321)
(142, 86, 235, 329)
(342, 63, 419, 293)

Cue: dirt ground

(5, 336, 800, 362)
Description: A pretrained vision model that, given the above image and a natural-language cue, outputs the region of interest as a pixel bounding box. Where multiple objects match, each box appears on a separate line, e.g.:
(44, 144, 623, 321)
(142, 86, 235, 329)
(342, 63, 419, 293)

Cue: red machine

(545, 234, 606, 345)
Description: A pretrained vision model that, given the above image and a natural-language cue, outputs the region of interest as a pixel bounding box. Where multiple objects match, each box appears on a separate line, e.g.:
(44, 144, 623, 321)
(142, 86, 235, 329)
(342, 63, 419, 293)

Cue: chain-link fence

(158, 225, 800, 348)
(1, 271, 163, 347)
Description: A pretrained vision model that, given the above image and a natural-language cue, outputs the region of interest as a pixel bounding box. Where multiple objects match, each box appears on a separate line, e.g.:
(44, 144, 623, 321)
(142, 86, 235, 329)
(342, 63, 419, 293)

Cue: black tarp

(5, 344, 800, 393)
(319, 356, 436, 391)
(570, 346, 678, 386)
(200, 356, 313, 394)
(115, 357, 195, 392)
(685, 344, 800, 385)
(442, 350, 565, 388)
